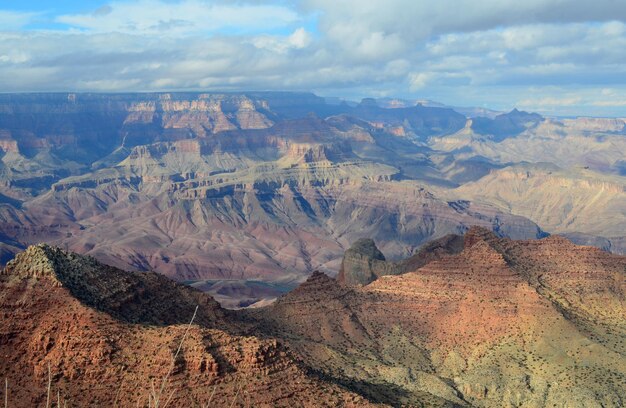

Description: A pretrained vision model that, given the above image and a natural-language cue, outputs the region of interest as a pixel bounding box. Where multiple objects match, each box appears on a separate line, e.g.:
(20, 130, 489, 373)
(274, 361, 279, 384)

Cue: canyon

(0, 92, 625, 306)
(1, 91, 624, 404)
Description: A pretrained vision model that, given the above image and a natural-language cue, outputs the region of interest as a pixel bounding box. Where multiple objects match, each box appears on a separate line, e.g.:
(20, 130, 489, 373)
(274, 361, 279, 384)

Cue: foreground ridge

(2, 230, 626, 407)
(252, 227, 626, 407)
(0, 244, 376, 407)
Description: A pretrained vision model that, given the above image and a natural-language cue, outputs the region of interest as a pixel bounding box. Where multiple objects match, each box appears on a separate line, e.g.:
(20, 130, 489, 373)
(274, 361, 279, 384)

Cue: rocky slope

(451, 163, 626, 253)
(251, 227, 626, 407)
(0, 245, 376, 407)
(2, 227, 625, 406)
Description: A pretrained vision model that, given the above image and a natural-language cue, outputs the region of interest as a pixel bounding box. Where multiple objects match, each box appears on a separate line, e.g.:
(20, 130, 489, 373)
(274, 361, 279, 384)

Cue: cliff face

(0, 93, 275, 157)
(122, 94, 275, 142)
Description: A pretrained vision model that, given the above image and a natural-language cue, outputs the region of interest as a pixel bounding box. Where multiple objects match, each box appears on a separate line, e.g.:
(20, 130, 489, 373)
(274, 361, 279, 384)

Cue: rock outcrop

(337, 238, 389, 285)
(338, 233, 465, 286)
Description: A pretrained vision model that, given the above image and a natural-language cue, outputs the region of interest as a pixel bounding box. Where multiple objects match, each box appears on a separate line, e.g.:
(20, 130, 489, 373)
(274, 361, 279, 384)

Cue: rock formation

(337, 238, 388, 285)
(337, 233, 464, 286)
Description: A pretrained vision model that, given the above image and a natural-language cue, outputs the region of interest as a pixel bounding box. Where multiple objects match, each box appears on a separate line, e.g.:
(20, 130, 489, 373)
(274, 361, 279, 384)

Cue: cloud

(251, 27, 312, 53)
(518, 95, 584, 108)
(409, 73, 432, 90)
(591, 100, 626, 107)
(307, 0, 626, 38)
(0, 10, 39, 30)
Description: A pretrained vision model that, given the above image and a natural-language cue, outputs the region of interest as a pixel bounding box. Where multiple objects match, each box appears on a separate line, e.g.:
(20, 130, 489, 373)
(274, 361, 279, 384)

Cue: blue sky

(0, 0, 100, 12)
(2, 0, 626, 116)
(1, 1, 109, 30)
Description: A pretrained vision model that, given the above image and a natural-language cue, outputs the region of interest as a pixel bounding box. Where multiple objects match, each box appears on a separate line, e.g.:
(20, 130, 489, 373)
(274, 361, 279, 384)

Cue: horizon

(2, 1, 626, 117)
(1, 90, 623, 119)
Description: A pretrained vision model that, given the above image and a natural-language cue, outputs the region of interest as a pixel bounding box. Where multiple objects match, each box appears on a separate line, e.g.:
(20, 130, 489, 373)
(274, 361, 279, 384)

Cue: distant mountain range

(1, 92, 626, 306)
(362, 97, 504, 119)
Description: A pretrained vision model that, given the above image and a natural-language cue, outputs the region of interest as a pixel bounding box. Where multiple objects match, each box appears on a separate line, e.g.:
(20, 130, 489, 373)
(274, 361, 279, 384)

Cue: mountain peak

(2, 244, 76, 283)
(463, 225, 500, 249)
(2, 245, 225, 326)
(304, 270, 334, 286)
(274, 270, 349, 305)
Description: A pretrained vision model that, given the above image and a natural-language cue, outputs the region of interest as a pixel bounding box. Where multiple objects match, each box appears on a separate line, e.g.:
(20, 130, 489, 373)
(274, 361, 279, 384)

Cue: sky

(2, 1, 626, 116)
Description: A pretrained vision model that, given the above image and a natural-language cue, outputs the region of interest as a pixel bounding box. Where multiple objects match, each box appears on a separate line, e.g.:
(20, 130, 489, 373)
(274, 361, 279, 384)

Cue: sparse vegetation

(2, 227, 625, 406)
(145, 306, 198, 408)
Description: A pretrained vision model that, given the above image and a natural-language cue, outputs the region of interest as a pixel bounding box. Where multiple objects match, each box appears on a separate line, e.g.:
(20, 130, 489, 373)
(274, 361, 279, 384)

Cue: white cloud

(288, 27, 312, 49)
(251, 27, 312, 53)
(409, 73, 432, 90)
(511, 86, 626, 115)
(0, 10, 39, 30)
(591, 100, 626, 107)
(305, 0, 626, 57)
(518, 95, 584, 108)
(0, 50, 30, 64)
